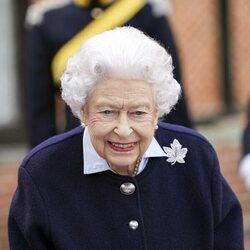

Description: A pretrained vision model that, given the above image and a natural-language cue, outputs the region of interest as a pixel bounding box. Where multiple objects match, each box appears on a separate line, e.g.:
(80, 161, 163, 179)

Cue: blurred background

(0, 0, 250, 248)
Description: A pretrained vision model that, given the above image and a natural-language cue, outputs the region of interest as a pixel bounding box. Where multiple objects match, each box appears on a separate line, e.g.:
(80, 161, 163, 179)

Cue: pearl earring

(155, 125, 159, 130)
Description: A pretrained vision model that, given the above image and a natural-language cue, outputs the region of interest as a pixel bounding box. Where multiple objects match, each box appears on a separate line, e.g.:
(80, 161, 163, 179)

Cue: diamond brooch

(163, 139, 188, 165)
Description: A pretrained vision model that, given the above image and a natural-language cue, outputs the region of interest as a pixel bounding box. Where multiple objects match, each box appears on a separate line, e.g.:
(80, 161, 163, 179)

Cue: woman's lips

(108, 141, 135, 152)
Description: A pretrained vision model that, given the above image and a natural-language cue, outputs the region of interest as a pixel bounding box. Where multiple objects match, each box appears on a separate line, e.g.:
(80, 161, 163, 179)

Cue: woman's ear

(80, 106, 87, 126)
(154, 109, 159, 128)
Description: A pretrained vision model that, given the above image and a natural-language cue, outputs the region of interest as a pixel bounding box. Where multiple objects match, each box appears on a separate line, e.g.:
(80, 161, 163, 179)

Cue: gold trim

(52, 0, 145, 85)
(73, 0, 90, 7)
(100, 0, 115, 5)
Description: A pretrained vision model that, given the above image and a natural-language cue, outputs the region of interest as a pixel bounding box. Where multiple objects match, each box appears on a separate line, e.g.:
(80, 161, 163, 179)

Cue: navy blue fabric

(8, 123, 243, 249)
(243, 127, 250, 156)
(25, 2, 192, 148)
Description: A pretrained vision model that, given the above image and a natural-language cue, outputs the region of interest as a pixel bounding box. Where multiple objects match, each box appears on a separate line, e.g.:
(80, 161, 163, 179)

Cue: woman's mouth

(108, 141, 135, 152)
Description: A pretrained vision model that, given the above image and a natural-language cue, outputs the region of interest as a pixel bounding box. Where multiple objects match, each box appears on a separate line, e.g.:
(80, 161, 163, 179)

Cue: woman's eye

(100, 110, 114, 115)
(133, 111, 146, 116)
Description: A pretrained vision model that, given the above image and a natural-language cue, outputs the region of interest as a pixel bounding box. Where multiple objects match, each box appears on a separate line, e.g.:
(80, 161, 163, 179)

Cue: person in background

(239, 97, 250, 190)
(24, 0, 192, 148)
(28, 0, 43, 4)
(9, 27, 243, 249)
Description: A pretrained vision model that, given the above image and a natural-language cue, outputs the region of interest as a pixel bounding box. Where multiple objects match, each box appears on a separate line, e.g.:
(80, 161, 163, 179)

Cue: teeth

(111, 142, 134, 148)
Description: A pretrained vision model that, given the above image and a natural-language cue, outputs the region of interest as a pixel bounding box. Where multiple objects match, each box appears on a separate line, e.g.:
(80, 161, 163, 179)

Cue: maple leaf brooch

(163, 139, 188, 165)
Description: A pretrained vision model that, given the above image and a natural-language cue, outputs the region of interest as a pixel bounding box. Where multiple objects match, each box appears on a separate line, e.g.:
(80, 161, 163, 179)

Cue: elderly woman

(9, 27, 243, 249)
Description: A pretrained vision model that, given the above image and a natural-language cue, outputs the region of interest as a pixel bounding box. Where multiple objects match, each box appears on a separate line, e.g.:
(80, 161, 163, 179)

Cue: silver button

(129, 220, 139, 230)
(91, 8, 103, 19)
(120, 183, 135, 195)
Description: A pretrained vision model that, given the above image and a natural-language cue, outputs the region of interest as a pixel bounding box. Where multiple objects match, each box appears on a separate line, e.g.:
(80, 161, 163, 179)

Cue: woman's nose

(114, 114, 133, 138)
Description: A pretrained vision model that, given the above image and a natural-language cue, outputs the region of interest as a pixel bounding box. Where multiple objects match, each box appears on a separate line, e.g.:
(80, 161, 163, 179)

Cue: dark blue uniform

(242, 99, 250, 156)
(243, 126, 250, 156)
(239, 98, 250, 190)
(25, 0, 192, 147)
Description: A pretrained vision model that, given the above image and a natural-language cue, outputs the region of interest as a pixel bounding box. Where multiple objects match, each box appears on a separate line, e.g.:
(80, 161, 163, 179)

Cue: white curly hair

(61, 26, 181, 119)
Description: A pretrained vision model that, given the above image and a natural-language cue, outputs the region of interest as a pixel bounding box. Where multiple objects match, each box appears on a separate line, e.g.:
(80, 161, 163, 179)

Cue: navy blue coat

(8, 123, 243, 249)
(25, 1, 192, 148)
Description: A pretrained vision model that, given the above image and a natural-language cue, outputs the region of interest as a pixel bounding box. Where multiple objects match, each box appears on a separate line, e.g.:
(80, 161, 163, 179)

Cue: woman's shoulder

(21, 126, 84, 170)
(156, 122, 215, 154)
(155, 123, 218, 177)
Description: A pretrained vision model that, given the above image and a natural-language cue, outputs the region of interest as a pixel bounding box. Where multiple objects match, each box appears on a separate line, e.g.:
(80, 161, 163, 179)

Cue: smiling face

(81, 79, 158, 176)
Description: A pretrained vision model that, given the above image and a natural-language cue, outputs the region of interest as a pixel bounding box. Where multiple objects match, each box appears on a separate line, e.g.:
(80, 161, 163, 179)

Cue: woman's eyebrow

(95, 97, 152, 109)
(129, 101, 152, 109)
(95, 100, 120, 109)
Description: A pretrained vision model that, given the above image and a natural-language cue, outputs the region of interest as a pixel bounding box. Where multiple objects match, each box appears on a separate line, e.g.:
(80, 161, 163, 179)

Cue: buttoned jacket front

(8, 123, 243, 249)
